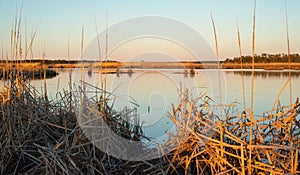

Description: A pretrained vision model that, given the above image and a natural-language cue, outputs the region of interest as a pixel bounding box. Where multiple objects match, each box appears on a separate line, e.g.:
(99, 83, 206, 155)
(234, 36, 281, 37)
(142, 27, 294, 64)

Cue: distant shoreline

(1, 61, 300, 70)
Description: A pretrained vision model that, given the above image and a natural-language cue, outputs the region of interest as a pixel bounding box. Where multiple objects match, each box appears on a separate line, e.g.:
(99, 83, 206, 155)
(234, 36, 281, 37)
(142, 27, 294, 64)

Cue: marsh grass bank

(0, 76, 160, 174)
(2, 61, 300, 71)
(0, 69, 58, 80)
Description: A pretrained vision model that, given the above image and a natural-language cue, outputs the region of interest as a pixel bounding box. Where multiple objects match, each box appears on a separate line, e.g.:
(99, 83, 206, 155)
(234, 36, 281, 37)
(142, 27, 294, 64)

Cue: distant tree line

(0, 59, 118, 64)
(224, 53, 300, 63)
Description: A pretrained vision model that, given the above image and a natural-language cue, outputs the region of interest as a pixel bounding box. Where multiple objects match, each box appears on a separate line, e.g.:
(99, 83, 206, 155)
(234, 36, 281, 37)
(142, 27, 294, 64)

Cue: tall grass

(210, 13, 222, 117)
(167, 87, 300, 174)
(165, 88, 300, 174)
(285, 0, 292, 106)
(0, 77, 160, 174)
(249, 1, 257, 173)
(210, 13, 225, 171)
(80, 23, 85, 88)
(250, 0, 256, 111)
(93, 14, 104, 99)
(285, 0, 295, 172)
(236, 21, 246, 112)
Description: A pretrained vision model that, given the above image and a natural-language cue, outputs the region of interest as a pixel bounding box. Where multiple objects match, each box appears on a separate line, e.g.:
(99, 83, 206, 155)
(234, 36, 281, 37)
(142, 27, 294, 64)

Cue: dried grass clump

(165, 88, 300, 174)
(0, 77, 164, 174)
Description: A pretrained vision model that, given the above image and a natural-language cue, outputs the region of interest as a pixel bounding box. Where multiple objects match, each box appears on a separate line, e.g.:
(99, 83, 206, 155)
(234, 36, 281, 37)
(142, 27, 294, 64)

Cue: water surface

(26, 68, 300, 142)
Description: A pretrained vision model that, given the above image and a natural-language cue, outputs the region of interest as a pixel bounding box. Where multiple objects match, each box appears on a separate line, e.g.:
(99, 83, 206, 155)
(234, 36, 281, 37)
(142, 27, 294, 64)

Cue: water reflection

(127, 68, 133, 77)
(227, 70, 300, 78)
(183, 69, 188, 78)
(189, 68, 195, 78)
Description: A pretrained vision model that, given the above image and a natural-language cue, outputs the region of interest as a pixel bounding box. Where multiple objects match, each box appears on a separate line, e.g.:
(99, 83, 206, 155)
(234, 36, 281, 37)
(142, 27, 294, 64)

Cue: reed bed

(0, 69, 58, 80)
(0, 76, 166, 174)
(165, 88, 300, 174)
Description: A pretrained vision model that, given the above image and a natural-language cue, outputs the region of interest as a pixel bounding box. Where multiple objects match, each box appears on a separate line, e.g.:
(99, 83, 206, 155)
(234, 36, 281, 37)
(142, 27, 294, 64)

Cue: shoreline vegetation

(0, 69, 58, 79)
(1, 54, 300, 79)
(1, 60, 299, 80)
(1, 59, 300, 71)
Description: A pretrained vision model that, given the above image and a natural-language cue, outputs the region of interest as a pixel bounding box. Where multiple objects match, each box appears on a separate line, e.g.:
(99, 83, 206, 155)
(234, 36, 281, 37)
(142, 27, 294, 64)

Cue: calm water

(27, 68, 300, 142)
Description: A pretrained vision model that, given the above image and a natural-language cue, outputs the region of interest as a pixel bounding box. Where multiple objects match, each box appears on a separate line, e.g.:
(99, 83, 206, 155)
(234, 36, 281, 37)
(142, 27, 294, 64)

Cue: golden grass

(0, 76, 163, 174)
(165, 88, 300, 174)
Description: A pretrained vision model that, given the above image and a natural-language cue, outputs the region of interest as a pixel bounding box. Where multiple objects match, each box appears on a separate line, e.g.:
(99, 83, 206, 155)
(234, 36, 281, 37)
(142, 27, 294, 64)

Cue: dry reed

(165, 88, 300, 175)
(0, 75, 165, 174)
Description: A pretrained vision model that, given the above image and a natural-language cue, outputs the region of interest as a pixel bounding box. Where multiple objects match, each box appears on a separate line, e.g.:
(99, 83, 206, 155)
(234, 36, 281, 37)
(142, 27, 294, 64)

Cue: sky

(0, 0, 299, 61)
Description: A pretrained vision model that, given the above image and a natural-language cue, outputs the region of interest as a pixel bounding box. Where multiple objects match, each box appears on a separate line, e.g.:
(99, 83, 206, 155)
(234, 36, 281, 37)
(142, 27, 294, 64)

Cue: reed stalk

(249, 1, 257, 173)
(80, 23, 85, 96)
(285, 1, 294, 172)
(42, 42, 47, 99)
(103, 14, 109, 99)
(67, 32, 72, 113)
(285, 0, 292, 106)
(236, 21, 246, 112)
(93, 15, 103, 97)
(250, 0, 256, 111)
(210, 13, 222, 117)
(210, 13, 224, 172)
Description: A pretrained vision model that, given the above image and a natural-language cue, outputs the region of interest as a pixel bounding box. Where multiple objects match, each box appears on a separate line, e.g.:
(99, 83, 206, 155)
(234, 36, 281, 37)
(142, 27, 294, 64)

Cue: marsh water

(28, 68, 300, 142)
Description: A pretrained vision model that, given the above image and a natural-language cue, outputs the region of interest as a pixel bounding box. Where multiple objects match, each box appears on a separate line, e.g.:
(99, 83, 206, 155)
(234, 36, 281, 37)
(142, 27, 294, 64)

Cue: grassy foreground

(0, 73, 300, 174)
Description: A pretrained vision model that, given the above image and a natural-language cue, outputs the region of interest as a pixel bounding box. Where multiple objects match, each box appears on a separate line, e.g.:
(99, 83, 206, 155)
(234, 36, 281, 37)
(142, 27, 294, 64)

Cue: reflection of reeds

(127, 68, 133, 77)
(183, 69, 188, 78)
(189, 68, 195, 78)
(229, 70, 300, 78)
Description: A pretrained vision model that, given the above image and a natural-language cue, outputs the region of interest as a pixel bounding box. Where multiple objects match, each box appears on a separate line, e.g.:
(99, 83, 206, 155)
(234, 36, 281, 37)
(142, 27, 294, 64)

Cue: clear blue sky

(0, 0, 299, 61)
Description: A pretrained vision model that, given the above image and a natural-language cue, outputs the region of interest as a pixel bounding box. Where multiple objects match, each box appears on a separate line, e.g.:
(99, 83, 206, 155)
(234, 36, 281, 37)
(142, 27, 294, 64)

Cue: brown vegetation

(165, 88, 300, 174)
(2, 61, 300, 70)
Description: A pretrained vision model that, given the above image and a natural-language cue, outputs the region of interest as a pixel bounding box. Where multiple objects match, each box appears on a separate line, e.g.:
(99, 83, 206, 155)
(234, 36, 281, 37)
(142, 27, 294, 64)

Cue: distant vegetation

(3, 53, 300, 65)
(0, 59, 118, 64)
(224, 53, 300, 63)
